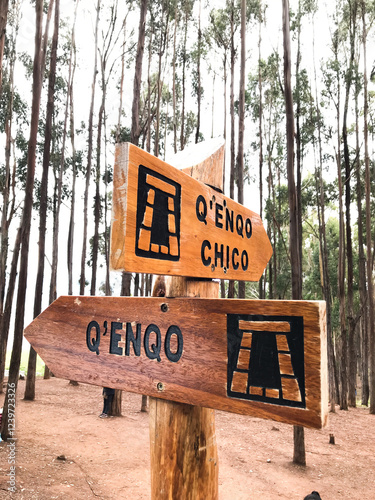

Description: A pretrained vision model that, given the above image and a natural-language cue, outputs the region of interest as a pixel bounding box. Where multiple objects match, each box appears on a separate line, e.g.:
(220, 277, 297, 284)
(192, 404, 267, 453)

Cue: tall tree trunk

(116, 14, 127, 143)
(359, 4, 369, 407)
(180, 7, 188, 150)
(67, 1, 79, 296)
(362, 3, 375, 414)
(220, 53, 228, 299)
(131, 0, 148, 146)
(0, 225, 21, 393)
(80, 0, 100, 295)
(25, 0, 60, 400)
(0, 1, 17, 320)
(195, 0, 202, 144)
(92, 1, 119, 296)
(90, 97, 104, 296)
(295, 0, 303, 291)
(172, 6, 178, 153)
(355, 80, 367, 406)
(1, 0, 44, 441)
(258, 13, 264, 299)
(0, 0, 9, 93)
(237, 0, 246, 299)
(282, 0, 305, 466)
(342, 2, 357, 407)
(312, 13, 338, 411)
(330, 7, 347, 410)
(228, 1, 236, 299)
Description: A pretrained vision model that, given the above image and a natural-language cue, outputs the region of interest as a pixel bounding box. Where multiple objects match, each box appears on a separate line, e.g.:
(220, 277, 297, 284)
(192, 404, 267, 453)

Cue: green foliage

(0, 72, 29, 132)
(113, 125, 131, 143)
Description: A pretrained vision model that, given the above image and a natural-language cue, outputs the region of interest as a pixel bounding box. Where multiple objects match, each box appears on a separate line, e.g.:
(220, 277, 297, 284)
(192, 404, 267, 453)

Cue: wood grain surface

(149, 277, 219, 500)
(24, 296, 328, 429)
(110, 143, 272, 281)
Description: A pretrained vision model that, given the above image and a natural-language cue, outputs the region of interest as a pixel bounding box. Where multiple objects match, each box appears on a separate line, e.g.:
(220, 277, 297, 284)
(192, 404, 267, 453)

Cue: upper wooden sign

(24, 296, 328, 429)
(110, 143, 272, 281)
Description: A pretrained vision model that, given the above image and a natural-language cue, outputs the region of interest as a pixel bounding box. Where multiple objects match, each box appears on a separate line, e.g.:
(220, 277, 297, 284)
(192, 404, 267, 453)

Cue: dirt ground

(0, 378, 374, 500)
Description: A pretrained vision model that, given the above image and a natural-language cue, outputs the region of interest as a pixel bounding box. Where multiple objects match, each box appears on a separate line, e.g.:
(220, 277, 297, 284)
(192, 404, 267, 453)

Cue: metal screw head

(161, 303, 168, 313)
(157, 382, 164, 391)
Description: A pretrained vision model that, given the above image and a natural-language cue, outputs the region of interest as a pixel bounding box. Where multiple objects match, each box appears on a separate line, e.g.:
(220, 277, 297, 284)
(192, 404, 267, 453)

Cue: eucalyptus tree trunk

(91, 1, 119, 296)
(131, 0, 148, 147)
(145, 26, 153, 152)
(312, 12, 338, 410)
(0, 0, 9, 92)
(180, 6, 188, 150)
(116, 14, 127, 143)
(282, 0, 305, 466)
(172, 5, 178, 153)
(25, 0, 60, 399)
(1, 0, 44, 441)
(195, 0, 202, 144)
(67, 1, 79, 296)
(342, 1, 357, 407)
(295, 0, 303, 289)
(258, 13, 264, 299)
(362, 3, 375, 415)
(228, 0, 236, 299)
(0, 1, 18, 322)
(355, 81, 368, 406)
(154, 1, 170, 158)
(237, 0, 246, 299)
(360, 2, 370, 407)
(112, 0, 149, 415)
(80, 0, 100, 295)
(0, 225, 21, 393)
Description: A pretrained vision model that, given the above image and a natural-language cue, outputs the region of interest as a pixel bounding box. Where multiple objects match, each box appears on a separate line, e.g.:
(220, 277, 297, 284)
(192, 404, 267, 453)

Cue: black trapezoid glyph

(227, 314, 305, 408)
(135, 164, 181, 261)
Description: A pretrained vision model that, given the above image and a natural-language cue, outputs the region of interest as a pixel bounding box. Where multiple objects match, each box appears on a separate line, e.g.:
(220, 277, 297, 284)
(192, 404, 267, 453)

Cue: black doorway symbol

(227, 314, 305, 408)
(135, 165, 181, 261)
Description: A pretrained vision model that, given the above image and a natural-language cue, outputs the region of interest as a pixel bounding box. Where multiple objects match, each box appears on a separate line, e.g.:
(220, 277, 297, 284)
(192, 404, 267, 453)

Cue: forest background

(0, 0, 374, 466)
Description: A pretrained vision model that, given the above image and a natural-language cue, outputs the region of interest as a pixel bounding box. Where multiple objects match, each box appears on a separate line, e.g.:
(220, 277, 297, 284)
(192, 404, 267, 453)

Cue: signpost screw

(157, 382, 164, 392)
(161, 303, 169, 313)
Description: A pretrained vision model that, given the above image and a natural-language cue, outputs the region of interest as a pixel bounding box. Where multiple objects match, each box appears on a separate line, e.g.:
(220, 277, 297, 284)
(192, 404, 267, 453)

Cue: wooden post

(149, 141, 222, 499)
(149, 277, 219, 500)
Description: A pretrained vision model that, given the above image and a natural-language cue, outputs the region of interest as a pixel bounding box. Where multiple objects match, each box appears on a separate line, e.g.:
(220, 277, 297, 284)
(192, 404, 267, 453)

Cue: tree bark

(25, 0, 60, 400)
(109, 389, 122, 417)
(0, 0, 9, 93)
(67, 1, 79, 296)
(0, 0, 16, 322)
(180, 6, 188, 150)
(1, 0, 44, 441)
(342, 2, 357, 407)
(258, 14, 264, 299)
(131, 0, 148, 146)
(237, 0, 246, 299)
(282, 0, 305, 466)
(362, 3, 375, 414)
(228, 1, 236, 299)
(195, 0, 202, 144)
(172, 6, 178, 153)
(0, 225, 21, 393)
(80, 0, 100, 295)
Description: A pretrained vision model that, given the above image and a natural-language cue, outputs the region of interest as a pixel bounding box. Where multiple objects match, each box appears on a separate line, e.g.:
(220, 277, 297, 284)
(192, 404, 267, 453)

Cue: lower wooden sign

(24, 296, 328, 429)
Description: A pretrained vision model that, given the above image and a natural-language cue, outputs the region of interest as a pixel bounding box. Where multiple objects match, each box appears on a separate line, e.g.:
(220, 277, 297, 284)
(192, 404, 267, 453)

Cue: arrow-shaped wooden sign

(24, 296, 328, 429)
(110, 143, 272, 281)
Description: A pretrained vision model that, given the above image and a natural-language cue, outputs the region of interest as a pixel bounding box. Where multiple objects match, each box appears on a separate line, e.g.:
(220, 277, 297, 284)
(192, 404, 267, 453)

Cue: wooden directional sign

(110, 143, 272, 281)
(24, 296, 328, 429)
